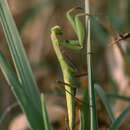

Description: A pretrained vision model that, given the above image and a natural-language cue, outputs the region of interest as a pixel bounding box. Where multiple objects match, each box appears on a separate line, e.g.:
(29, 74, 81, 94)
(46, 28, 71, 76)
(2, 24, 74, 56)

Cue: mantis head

(51, 25, 62, 35)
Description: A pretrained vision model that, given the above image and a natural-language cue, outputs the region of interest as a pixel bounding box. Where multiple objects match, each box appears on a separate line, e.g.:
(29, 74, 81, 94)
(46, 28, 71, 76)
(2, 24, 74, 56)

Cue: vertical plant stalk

(85, 0, 98, 130)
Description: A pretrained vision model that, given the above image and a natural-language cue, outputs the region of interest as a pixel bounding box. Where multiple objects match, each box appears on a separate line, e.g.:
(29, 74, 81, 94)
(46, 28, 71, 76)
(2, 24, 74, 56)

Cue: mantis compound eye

(51, 25, 62, 35)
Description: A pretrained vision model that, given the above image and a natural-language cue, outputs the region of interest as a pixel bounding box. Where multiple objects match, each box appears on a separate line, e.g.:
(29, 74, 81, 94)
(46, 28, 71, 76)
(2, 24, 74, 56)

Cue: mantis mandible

(51, 7, 89, 130)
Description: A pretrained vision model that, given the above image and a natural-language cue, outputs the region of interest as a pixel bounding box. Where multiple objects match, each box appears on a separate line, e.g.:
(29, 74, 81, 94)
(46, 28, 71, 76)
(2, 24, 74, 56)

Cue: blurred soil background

(0, 0, 130, 130)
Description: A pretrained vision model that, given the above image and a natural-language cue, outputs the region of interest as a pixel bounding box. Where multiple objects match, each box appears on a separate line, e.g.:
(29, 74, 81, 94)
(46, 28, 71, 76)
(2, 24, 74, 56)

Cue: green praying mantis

(51, 7, 90, 130)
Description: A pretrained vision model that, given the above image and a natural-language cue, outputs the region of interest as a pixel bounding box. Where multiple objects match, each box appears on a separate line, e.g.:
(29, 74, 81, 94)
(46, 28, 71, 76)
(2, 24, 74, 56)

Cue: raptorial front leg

(59, 7, 90, 50)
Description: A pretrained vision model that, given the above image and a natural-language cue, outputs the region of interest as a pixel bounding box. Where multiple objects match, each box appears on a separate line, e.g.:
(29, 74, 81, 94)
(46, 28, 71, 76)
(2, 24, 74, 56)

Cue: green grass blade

(94, 84, 115, 122)
(0, 52, 44, 130)
(109, 106, 130, 130)
(85, 0, 98, 129)
(80, 88, 90, 130)
(41, 93, 51, 130)
(106, 93, 130, 102)
(0, 1, 45, 128)
(0, 0, 41, 111)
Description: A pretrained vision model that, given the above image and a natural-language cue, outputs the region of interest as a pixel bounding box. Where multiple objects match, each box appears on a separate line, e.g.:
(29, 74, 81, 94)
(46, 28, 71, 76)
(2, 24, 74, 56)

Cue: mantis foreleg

(59, 7, 89, 50)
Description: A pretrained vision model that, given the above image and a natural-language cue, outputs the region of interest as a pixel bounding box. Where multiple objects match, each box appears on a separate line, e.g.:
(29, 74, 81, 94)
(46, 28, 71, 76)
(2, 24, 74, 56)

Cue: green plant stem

(85, 0, 98, 129)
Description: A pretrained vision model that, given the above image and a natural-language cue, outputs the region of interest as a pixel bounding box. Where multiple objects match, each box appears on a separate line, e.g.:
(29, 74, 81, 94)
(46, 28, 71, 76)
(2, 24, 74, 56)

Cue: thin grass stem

(85, 0, 98, 129)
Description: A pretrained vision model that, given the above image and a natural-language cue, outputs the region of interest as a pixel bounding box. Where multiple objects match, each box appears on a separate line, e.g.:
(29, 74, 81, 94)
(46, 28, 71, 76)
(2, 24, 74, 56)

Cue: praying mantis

(51, 7, 89, 130)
